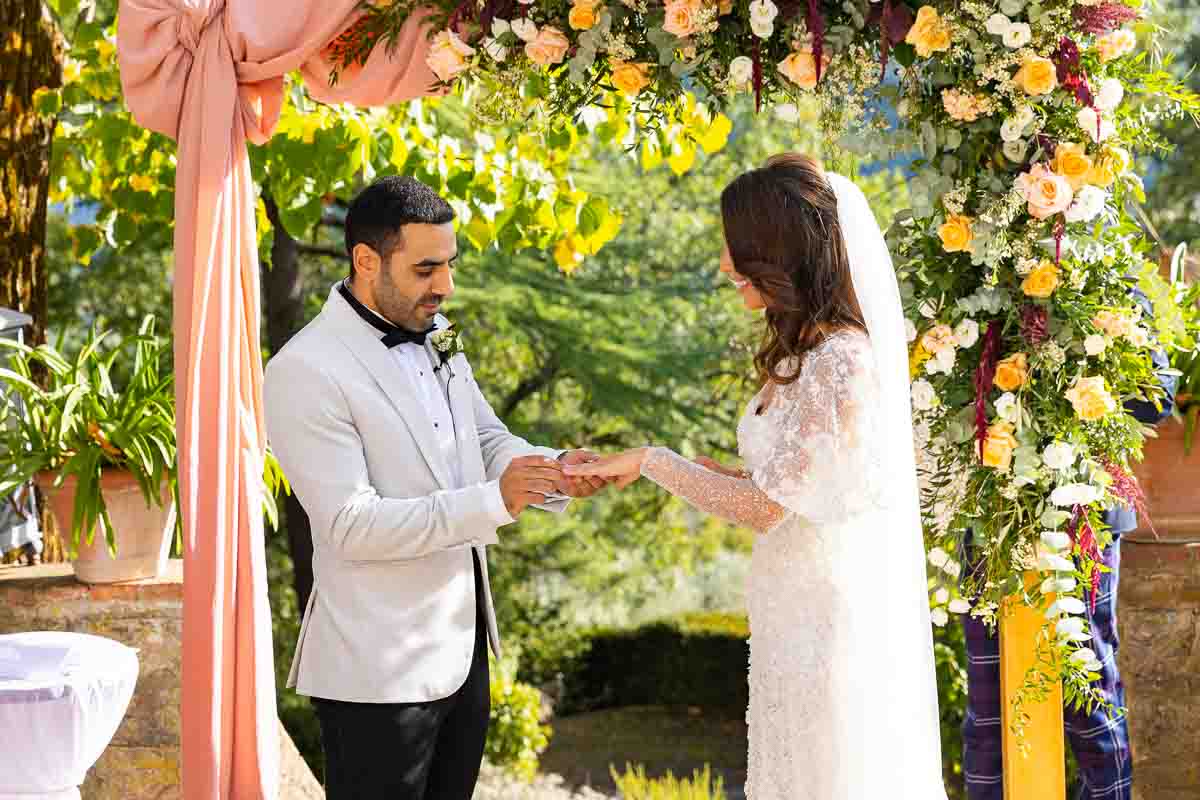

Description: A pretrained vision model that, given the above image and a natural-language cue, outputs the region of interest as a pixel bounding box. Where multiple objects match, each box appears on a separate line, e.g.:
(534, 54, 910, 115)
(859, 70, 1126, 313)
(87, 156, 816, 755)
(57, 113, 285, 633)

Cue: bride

(565, 154, 949, 799)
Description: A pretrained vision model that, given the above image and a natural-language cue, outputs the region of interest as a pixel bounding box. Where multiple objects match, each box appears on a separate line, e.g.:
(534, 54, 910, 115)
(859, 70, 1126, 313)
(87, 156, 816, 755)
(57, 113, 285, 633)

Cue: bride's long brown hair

(720, 153, 868, 387)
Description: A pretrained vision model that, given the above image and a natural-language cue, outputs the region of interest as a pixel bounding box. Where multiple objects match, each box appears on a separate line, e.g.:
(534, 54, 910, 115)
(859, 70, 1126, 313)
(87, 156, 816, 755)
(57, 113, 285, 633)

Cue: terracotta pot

(1131, 418, 1200, 540)
(35, 470, 175, 584)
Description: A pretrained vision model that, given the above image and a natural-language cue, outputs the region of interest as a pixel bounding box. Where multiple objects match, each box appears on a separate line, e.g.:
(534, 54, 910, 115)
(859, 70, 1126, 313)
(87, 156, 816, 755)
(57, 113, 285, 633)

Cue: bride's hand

(562, 447, 648, 489)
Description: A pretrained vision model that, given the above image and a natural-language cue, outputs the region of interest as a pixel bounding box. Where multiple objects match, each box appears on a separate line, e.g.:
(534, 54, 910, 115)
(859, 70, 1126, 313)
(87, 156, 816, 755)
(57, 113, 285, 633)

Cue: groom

(263, 175, 605, 799)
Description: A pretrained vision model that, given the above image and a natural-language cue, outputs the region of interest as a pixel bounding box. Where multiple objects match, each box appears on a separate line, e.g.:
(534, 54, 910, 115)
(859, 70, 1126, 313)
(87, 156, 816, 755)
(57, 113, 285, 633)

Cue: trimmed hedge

(560, 611, 749, 714)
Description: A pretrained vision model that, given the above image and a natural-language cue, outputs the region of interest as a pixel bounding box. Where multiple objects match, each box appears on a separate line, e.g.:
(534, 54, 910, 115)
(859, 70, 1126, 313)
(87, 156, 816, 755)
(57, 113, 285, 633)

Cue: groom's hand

(500, 456, 566, 518)
(556, 450, 609, 498)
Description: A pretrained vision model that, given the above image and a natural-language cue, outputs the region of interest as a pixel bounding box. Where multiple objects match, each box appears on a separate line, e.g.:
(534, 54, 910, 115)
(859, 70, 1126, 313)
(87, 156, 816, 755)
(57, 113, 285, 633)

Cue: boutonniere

(428, 325, 465, 377)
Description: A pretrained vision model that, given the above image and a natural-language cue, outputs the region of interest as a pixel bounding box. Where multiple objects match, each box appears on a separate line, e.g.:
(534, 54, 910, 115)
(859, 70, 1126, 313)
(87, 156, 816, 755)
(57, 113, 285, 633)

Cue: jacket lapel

(322, 287, 454, 491)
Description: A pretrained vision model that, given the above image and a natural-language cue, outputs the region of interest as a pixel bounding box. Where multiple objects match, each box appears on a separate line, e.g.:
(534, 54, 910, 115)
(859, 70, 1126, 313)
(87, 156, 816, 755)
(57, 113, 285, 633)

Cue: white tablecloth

(0, 632, 139, 800)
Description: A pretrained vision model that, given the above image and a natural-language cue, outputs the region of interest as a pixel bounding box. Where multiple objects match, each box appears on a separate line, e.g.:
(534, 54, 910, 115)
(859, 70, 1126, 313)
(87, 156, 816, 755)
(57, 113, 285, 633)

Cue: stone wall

(0, 560, 322, 799)
(1119, 541, 1200, 800)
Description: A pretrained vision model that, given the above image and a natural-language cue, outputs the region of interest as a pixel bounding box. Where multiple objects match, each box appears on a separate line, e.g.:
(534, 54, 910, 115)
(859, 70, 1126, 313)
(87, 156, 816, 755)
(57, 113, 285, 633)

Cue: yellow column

(998, 573, 1066, 800)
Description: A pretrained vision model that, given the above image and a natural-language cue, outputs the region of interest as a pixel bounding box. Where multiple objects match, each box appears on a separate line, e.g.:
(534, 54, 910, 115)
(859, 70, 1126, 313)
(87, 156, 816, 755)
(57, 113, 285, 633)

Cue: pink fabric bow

(117, 2, 438, 797)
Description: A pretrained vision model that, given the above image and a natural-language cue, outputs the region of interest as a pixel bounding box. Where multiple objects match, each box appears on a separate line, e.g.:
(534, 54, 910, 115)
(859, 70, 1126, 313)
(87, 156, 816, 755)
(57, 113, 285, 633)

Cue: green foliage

(0, 317, 177, 553)
(487, 651, 553, 782)
(611, 764, 727, 800)
(559, 612, 749, 714)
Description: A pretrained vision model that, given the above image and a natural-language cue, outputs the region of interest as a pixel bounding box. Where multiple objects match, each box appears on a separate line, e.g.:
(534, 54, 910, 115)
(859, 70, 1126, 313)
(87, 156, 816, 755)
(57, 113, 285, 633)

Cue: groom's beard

(374, 275, 444, 331)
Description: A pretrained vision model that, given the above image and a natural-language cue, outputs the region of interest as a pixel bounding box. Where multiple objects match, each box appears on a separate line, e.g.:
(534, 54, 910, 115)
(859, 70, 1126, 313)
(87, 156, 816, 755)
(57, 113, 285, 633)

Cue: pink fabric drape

(116, 3, 437, 797)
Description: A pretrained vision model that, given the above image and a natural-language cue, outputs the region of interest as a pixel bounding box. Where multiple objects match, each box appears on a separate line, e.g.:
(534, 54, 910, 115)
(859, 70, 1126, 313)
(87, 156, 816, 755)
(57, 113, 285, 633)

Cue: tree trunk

(0, 0, 62, 346)
(262, 189, 315, 613)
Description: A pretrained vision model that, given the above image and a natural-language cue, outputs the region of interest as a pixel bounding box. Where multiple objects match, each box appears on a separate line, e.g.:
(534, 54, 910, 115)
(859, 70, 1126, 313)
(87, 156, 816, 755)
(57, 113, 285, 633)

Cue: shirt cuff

(485, 479, 515, 528)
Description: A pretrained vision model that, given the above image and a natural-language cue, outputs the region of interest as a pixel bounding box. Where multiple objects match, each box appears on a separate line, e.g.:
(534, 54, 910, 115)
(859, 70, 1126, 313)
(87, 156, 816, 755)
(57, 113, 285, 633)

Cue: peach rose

(1021, 260, 1060, 298)
(426, 30, 475, 83)
(1015, 164, 1074, 220)
(1066, 376, 1117, 421)
(993, 352, 1029, 392)
(1050, 143, 1094, 191)
(610, 61, 653, 95)
(921, 323, 956, 354)
(569, 0, 599, 30)
(905, 6, 952, 58)
(777, 49, 826, 89)
(938, 214, 974, 253)
(1092, 309, 1131, 338)
(663, 0, 704, 38)
(980, 422, 1019, 471)
(525, 26, 570, 66)
(1097, 29, 1136, 63)
(1013, 56, 1058, 95)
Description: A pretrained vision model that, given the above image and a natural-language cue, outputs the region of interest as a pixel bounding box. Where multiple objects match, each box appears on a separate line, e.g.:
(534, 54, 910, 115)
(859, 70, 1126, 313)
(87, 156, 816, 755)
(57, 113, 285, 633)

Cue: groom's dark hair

(344, 176, 456, 277)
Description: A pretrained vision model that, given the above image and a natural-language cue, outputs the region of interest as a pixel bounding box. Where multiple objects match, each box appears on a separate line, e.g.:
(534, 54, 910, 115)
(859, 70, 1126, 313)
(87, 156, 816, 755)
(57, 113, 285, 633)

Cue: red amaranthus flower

(1073, 3, 1139, 35)
(1020, 305, 1048, 346)
(1103, 459, 1156, 538)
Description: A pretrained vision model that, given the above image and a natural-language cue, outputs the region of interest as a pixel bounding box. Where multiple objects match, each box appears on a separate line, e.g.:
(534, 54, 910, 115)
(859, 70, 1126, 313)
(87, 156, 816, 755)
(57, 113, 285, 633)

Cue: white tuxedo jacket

(263, 285, 567, 703)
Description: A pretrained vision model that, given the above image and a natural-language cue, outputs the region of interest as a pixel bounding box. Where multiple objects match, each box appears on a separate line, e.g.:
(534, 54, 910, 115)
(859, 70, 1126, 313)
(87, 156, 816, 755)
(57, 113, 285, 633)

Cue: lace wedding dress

(641, 329, 947, 799)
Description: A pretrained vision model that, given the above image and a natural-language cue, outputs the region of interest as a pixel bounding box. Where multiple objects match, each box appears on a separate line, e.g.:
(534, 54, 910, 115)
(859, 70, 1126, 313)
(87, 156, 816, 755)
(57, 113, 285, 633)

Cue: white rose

(1003, 22, 1032, 48)
(930, 608, 949, 627)
(911, 379, 938, 412)
(750, 17, 774, 38)
(1003, 138, 1028, 163)
(954, 318, 980, 348)
(1094, 78, 1124, 111)
(773, 102, 800, 122)
(949, 598, 970, 613)
(491, 18, 512, 38)
(482, 37, 508, 62)
(1040, 531, 1072, 552)
(749, 0, 779, 23)
(934, 346, 956, 374)
(1077, 107, 1116, 143)
(1127, 325, 1151, 348)
(1051, 483, 1102, 507)
(1083, 334, 1108, 356)
(943, 559, 962, 579)
(1065, 185, 1107, 223)
(905, 318, 918, 343)
(934, 587, 951, 604)
(995, 392, 1019, 423)
(511, 18, 539, 42)
(1000, 117, 1027, 143)
(729, 56, 754, 86)
(927, 547, 950, 568)
(985, 12, 1012, 35)
(1042, 441, 1076, 471)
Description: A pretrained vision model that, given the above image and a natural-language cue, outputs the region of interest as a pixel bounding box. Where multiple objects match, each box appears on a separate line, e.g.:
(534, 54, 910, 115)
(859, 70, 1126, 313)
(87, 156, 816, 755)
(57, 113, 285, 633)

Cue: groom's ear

(351, 243, 383, 281)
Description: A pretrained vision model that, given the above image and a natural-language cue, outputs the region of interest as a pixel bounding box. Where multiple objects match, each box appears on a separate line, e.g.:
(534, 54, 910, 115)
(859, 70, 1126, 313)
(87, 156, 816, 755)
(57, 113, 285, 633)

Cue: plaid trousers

(961, 534, 1132, 800)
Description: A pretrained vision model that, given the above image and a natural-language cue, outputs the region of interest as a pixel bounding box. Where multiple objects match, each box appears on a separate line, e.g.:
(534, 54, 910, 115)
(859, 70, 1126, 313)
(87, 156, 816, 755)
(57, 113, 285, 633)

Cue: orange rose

(993, 352, 1029, 392)
(777, 49, 826, 90)
(1021, 260, 1060, 298)
(663, 0, 704, 38)
(905, 6, 952, 58)
(1013, 56, 1058, 95)
(980, 422, 1019, 471)
(569, 0, 599, 30)
(610, 61, 653, 95)
(938, 214, 974, 253)
(1050, 143, 1093, 191)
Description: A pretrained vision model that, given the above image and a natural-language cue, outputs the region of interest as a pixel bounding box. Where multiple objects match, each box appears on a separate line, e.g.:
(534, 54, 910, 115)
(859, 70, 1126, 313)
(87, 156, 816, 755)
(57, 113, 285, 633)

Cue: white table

(0, 632, 139, 800)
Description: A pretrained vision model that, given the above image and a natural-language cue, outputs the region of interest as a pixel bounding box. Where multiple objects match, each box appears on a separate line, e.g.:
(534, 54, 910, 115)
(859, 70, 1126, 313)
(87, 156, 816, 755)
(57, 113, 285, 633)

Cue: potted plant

(0, 316, 179, 583)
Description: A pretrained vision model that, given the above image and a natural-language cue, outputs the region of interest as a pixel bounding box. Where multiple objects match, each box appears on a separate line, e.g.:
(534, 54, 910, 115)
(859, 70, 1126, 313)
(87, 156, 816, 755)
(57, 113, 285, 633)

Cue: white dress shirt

(353, 292, 516, 525)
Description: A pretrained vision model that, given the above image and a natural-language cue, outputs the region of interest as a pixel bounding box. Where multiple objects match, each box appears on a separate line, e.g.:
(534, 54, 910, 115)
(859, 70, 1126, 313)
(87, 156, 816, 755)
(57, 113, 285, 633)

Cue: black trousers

(312, 553, 491, 800)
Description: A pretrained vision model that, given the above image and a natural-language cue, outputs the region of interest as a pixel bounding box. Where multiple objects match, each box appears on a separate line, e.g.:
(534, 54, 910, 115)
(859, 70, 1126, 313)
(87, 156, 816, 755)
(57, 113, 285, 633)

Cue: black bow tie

(339, 282, 434, 348)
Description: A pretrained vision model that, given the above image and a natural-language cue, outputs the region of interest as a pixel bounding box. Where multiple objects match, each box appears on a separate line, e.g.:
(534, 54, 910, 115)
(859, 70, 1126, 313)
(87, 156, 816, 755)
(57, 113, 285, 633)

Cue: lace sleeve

(640, 448, 788, 533)
(751, 334, 882, 525)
